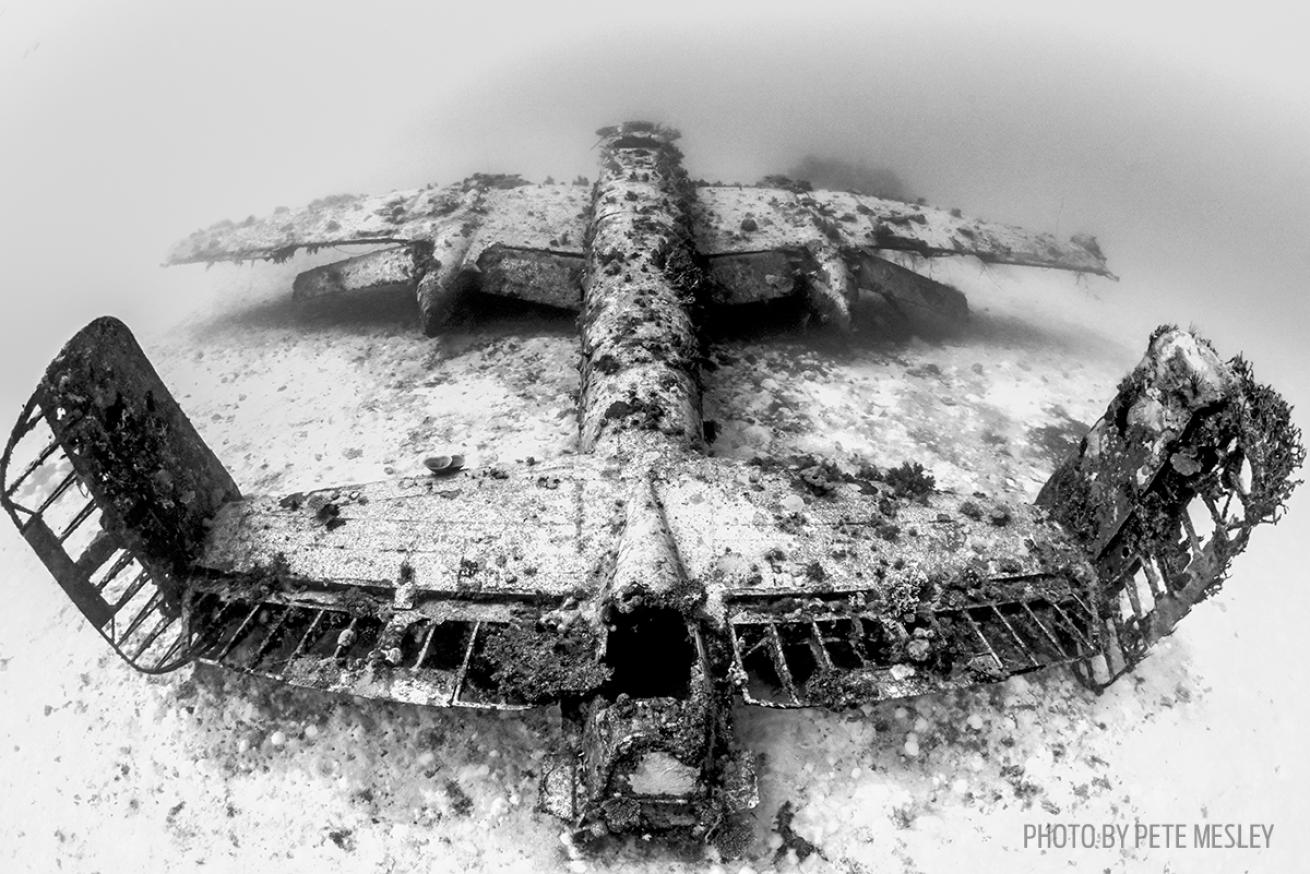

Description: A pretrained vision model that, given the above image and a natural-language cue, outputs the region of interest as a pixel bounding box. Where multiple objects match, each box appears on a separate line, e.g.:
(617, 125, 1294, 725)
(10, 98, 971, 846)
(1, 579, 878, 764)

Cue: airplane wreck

(2, 123, 1301, 845)
(165, 124, 1111, 337)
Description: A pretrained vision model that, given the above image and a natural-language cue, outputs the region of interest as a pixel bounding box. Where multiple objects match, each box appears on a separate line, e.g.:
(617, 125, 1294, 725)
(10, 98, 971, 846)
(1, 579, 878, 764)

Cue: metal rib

(90, 550, 132, 592)
(32, 469, 79, 516)
(153, 630, 191, 668)
(214, 603, 263, 661)
(414, 622, 438, 669)
(1121, 568, 1146, 619)
(1105, 613, 1137, 668)
(1045, 601, 1094, 650)
(1020, 602, 1070, 660)
(57, 498, 98, 543)
(190, 596, 240, 650)
(1179, 507, 1206, 556)
(809, 620, 834, 671)
(989, 605, 1042, 668)
(249, 607, 292, 669)
(450, 620, 482, 705)
(737, 626, 772, 659)
(1137, 554, 1166, 599)
(4, 437, 61, 497)
(1154, 552, 1181, 593)
(110, 568, 151, 613)
(17, 402, 44, 437)
(846, 616, 870, 667)
(962, 611, 1005, 669)
(766, 621, 801, 705)
(290, 609, 326, 659)
(1066, 590, 1096, 620)
(128, 612, 177, 662)
(118, 590, 164, 643)
(1201, 492, 1227, 528)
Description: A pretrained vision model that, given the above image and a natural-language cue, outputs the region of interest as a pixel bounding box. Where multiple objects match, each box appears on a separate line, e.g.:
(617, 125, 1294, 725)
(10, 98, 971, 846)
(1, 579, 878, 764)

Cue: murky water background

(1, 3, 1307, 872)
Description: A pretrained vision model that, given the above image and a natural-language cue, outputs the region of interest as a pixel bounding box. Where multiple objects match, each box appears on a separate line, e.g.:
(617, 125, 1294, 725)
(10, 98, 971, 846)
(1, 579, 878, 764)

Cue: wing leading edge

(165, 130, 1111, 336)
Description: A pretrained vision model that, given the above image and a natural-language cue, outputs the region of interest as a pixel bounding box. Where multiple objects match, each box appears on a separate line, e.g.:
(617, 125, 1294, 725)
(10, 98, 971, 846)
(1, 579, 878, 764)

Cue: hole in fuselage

(604, 607, 695, 699)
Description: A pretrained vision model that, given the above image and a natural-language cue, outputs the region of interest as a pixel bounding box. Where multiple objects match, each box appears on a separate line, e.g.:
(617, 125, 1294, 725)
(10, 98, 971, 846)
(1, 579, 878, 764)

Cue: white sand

(1, 254, 1305, 873)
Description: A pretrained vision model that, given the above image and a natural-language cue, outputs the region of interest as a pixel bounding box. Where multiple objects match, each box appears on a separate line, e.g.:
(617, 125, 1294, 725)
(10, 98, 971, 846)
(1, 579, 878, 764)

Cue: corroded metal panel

(463, 183, 589, 263)
(291, 245, 422, 300)
(703, 251, 798, 305)
(195, 458, 621, 600)
(853, 251, 969, 329)
(1038, 329, 1236, 555)
(661, 455, 1091, 609)
(475, 247, 584, 311)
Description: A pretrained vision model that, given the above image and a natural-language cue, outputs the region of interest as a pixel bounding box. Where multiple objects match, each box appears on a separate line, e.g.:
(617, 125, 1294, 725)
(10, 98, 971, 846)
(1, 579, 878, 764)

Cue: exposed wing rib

(186, 593, 606, 709)
(726, 588, 1099, 708)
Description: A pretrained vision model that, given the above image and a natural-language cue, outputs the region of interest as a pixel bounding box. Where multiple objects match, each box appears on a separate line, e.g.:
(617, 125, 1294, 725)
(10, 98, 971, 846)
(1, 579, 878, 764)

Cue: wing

(694, 185, 1111, 274)
(167, 176, 592, 334)
(1037, 328, 1304, 689)
(166, 160, 1110, 337)
(692, 185, 1112, 331)
(165, 183, 475, 264)
(187, 459, 623, 708)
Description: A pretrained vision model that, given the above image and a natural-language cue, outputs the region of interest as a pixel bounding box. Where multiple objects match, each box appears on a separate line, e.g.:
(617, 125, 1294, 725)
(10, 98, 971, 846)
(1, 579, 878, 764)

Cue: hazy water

(3, 0, 1306, 584)
(2, 10, 1306, 556)
(1, 3, 1309, 867)
(2, 1, 1307, 386)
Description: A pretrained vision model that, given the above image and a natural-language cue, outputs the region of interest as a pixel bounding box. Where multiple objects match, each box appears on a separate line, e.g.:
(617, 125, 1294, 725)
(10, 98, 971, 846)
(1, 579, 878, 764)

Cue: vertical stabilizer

(1, 317, 239, 671)
(1038, 327, 1302, 687)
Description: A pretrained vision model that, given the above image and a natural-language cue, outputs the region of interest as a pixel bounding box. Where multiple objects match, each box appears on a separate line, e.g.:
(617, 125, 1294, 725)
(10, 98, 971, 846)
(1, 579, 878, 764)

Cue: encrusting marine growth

(1, 123, 1299, 849)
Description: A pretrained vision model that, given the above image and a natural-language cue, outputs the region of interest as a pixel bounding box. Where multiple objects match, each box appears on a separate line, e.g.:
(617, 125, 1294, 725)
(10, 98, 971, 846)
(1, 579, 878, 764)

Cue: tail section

(1, 317, 239, 672)
(1038, 327, 1303, 688)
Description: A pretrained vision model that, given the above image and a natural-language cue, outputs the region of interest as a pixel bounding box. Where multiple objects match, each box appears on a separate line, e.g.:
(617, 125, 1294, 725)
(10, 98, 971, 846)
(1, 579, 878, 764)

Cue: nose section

(593, 608, 710, 825)
(537, 604, 759, 837)
(584, 698, 711, 833)
(575, 608, 720, 834)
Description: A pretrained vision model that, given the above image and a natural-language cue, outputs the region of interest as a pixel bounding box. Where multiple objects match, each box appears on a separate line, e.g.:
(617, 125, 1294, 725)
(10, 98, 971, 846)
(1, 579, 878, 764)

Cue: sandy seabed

(0, 253, 1304, 873)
